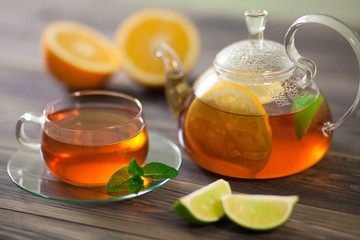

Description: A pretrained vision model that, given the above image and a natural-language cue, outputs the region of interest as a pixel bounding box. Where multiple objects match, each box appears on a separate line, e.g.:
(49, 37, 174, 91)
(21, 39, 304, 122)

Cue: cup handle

(284, 14, 360, 134)
(16, 113, 42, 150)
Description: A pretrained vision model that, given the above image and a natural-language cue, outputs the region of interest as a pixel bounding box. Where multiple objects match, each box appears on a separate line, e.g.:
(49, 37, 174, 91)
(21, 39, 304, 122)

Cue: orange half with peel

(115, 8, 201, 88)
(42, 21, 120, 90)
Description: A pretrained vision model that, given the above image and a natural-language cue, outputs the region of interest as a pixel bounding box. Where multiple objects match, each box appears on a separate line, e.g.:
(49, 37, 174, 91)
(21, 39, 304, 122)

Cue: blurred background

(2, 0, 359, 75)
(135, 0, 360, 28)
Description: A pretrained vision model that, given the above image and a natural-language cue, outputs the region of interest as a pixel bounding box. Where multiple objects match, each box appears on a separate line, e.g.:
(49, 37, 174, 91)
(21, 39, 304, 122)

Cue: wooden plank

(0, 209, 150, 240)
(1, 176, 359, 240)
(1, 149, 359, 240)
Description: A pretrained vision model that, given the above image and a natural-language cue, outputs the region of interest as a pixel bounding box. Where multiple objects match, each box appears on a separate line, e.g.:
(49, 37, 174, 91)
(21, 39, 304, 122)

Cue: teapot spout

(155, 42, 189, 117)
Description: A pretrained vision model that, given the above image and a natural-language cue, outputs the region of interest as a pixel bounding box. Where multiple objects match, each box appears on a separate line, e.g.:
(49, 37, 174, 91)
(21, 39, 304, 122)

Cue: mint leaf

(106, 166, 132, 192)
(292, 93, 324, 141)
(126, 175, 144, 194)
(107, 158, 179, 195)
(143, 162, 179, 179)
(128, 158, 144, 176)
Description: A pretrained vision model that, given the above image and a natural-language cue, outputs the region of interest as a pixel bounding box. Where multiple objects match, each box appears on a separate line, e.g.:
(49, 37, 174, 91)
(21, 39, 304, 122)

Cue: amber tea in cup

(16, 91, 148, 187)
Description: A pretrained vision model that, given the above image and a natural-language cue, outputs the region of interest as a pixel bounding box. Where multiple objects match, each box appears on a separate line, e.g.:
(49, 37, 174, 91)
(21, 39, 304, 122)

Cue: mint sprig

(107, 158, 178, 194)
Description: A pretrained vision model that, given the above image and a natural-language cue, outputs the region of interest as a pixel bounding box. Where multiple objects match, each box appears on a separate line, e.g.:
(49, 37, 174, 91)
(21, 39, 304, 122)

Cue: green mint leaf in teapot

(107, 158, 179, 194)
(292, 93, 324, 141)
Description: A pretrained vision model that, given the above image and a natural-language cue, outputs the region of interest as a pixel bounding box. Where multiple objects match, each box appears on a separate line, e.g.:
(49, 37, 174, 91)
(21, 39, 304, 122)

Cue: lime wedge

(292, 93, 324, 140)
(173, 179, 231, 224)
(221, 194, 298, 231)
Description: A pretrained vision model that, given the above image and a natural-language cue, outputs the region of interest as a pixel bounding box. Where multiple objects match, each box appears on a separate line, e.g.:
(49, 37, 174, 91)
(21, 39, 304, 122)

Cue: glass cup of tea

(16, 91, 149, 187)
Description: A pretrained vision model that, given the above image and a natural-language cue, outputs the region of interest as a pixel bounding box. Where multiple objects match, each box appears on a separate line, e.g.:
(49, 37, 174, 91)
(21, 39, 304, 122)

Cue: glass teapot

(155, 9, 360, 179)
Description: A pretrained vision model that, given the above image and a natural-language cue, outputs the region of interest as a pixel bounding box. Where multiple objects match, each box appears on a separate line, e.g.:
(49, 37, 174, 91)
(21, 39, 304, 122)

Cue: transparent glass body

(178, 68, 332, 178)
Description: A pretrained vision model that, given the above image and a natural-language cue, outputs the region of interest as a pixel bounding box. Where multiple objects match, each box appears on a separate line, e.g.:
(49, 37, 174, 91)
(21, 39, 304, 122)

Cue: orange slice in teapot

(185, 82, 272, 176)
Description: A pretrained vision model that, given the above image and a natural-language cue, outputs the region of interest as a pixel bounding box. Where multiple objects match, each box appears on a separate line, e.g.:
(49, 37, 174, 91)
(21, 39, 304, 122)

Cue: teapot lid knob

(213, 9, 295, 80)
(245, 9, 268, 42)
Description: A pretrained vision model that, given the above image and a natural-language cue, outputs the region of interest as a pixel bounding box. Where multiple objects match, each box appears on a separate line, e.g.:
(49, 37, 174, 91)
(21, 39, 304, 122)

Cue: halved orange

(114, 8, 201, 87)
(42, 21, 120, 90)
(185, 82, 272, 176)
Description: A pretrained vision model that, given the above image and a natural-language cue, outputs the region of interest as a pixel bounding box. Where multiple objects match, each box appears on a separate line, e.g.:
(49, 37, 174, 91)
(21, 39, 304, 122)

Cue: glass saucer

(7, 132, 181, 203)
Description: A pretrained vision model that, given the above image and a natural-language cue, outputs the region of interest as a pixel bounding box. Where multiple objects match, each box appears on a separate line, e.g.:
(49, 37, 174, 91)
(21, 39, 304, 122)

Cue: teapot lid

(214, 9, 295, 80)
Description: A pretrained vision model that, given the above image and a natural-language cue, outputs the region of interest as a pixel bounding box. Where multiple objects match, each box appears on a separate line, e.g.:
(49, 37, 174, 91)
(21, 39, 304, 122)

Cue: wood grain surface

(0, 1, 359, 239)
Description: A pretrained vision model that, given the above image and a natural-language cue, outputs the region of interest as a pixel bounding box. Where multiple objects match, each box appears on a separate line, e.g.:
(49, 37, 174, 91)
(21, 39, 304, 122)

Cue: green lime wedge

(292, 93, 324, 141)
(173, 179, 231, 224)
(221, 194, 298, 231)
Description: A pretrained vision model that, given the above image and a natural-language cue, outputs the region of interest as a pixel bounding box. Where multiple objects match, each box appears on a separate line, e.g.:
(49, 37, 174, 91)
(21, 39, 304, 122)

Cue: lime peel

(173, 179, 231, 224)
(221, 194, 298, 231)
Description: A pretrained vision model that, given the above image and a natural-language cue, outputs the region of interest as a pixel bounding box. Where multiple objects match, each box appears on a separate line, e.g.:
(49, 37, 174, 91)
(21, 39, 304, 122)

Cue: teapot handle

(284, 14, 360, 133)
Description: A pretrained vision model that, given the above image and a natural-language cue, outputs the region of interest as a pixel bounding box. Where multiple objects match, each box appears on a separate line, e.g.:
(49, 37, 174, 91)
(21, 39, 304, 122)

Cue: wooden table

(1, 1, 359, 239)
